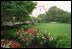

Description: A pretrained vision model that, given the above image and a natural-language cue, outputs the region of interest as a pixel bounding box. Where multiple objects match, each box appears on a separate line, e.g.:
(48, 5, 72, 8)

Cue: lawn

(34, 23, 71, 48)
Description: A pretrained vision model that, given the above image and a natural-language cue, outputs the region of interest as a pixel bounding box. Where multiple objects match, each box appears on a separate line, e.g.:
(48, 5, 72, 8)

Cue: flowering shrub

(1, 39, 22, 48)
(25, 28, 38, 36)
(25, 37, 30, 42)
(1, 28, 55, 48)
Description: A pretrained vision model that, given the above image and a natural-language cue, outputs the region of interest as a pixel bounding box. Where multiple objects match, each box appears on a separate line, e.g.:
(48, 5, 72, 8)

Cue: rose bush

(1, 39, 22, 48)
(1, 28, 55, 48)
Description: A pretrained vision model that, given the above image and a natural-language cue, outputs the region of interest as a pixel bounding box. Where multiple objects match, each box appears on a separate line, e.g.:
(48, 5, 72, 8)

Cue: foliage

(34, 23, 71, 48)
(1, 27, 56, 48)
(1, 1, 37, 22)
(1, 39, 22, 48)
(1, 23, 71, 48)
(38, 6, 71, 23)
(54, 35, 71, 48)
(1, 29, 16, 39)
(38, 14, 46, 23)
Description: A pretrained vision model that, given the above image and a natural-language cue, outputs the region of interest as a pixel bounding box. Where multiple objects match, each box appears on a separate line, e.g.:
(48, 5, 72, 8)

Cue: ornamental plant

(1, 28, 56, 48)
(1, 39, 22, 48)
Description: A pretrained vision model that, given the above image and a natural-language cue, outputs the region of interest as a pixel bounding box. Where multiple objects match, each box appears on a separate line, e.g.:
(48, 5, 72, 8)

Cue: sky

(31, 1, 71, 17)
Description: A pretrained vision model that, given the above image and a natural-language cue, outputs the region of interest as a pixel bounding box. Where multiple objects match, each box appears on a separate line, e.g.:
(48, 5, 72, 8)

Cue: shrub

(54, 35, 71, 48)
(1, 39, 22, 48)
(1, 29, 20, 39)
(1, 28, 56, 48)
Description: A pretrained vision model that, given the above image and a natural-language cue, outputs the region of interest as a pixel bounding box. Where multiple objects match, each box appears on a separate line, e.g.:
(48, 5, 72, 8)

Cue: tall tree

(38, 6, 71, 23)
(1, 1, 37, 22)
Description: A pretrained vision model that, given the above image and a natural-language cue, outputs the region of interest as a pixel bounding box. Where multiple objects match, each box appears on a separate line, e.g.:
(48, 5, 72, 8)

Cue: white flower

(9, 41, 12, 45)
(42, 37, 45, 39)
(1, 45, 3, 47)
(48, 33, 50, 35)
(1, 39, 5, 41)
(42, 37, 46, 39)
(5, 44, 10, 48)
(37, 33, 39, 36)
(49, 36, 53, 41)
(44, 38, 46, 39)
(17, 32, 18, 34)
(2, 44, 5, 48)
(51, 37, 53, 40)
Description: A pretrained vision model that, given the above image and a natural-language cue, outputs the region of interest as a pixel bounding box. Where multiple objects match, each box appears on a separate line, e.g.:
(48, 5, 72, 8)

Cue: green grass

(34, 23, 71, 48)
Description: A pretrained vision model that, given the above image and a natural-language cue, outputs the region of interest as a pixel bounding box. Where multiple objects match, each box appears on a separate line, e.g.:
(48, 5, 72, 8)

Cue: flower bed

(1, 28, 55, 48)
(1, 39, 22, 48)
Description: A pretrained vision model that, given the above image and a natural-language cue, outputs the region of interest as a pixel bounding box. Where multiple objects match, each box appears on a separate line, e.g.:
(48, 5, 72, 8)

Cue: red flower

(25, 28, 38, 36)
(1, 39, 5, 46)
(27, 29, 34, 34)
(16, 30, 23, 35)
(10, 40, 22, 48)
(16, 30, 26, 35)
(16, 28, 38, 36)
(1, 39, 22, 48)
(25, 37, 30, 42)
(32, 31, 37, 36)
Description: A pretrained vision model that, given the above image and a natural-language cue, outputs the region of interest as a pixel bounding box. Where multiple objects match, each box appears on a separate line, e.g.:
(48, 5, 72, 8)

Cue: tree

(1, 1, 37, 23)
(38, 6, 71, 23)
(38, 14, 46, 22)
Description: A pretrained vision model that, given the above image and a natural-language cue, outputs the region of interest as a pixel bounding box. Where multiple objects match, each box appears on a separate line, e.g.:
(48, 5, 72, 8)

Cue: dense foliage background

(1, 1, 36, 22)
(38, 6, 71, 23)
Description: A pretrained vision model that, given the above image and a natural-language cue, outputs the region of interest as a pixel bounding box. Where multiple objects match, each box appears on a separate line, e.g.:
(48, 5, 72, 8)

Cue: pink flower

(25, 28, 38, 36)
(25, 37, 30, 42)
(16, 30, 23, 35)
(10, 40, 22, 48)
(1, 39, 5, 46)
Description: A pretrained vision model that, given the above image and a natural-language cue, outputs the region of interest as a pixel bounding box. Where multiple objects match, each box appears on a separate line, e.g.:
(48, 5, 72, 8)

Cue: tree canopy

(1, 1, 37, 22)
(38, 6, 71, 23)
